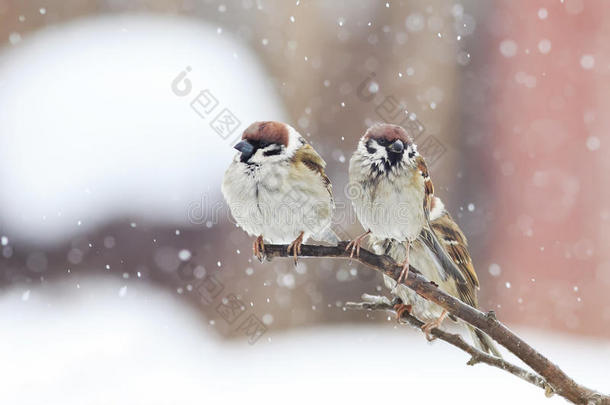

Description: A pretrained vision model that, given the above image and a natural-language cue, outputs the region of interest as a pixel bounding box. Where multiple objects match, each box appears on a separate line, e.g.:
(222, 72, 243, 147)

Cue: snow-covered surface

(1, 278, 608, 405)
(0, 14, 285, 245)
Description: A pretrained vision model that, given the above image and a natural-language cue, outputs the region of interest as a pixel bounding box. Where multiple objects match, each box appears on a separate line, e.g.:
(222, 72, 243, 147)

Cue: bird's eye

(259, 141, 270, 148)
(263, 146, 282, 156)
(377, 139, 389, 146)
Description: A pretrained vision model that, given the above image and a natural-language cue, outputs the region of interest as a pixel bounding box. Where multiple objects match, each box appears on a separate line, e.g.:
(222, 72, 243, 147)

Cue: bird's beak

(388, 139, 404, 154)
(234, 140, 255, 161)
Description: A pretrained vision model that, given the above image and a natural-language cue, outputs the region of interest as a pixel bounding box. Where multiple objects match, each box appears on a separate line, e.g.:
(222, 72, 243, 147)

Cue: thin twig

(344, 295, 550, 393)
(263, 242, 610, 405)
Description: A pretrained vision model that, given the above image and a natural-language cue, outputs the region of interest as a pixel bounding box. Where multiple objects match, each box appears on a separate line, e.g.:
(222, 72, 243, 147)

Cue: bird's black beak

(234, 140, 255, 162)
(388, 139, 404, 154)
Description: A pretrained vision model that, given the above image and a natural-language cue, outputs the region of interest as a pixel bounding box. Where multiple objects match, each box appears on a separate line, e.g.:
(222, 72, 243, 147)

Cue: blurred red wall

(489, 0, 609, 336)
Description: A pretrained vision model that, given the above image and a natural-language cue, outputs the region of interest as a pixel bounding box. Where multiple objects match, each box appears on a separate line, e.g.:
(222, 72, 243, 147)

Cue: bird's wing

(430, 211, 479, 288)
(293, 143, 334, 203)
(415, 156, 466, 285)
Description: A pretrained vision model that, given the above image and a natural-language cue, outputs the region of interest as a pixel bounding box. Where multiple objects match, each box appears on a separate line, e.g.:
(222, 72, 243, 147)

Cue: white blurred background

(2, 278, 608, 405)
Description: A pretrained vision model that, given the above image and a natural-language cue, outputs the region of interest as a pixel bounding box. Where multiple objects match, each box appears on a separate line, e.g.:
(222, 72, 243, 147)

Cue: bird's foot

(397, 242, 411, 284)
(393, 303, 412, 323)
(253, 235, 265, 262)
(345, 230, 372, 259)
(397, 260, 409, 284)
(288, 232, 305, 265)
(421, 310, 448, 341)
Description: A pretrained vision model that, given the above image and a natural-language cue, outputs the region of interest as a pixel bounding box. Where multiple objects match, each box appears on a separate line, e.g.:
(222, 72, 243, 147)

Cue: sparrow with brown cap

(222, 121, 336, 262)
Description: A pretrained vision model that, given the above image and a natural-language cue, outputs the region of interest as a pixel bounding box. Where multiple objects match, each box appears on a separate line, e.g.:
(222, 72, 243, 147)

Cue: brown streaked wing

(415, 155, 466, 285)
(431, 211, 480, 289)
(293, 143, 333, 201)
(415, 155, 434, 217)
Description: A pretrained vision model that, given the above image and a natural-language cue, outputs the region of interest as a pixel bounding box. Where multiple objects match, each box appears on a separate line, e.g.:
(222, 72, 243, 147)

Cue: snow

(580, 54, 595, 70)
(537, 39, 552, 54)
(499, 40, 518, 58)
(178, 249, 192, 261)
(0, 14, 286, 245)
(538, 8, 548, 19)
(586, 136, 601, 151)
(8, 32, 21, 45)
(405, 13, 425, 32)
(0, 279, 608, 405)
(489, 263, 502, 277)
(564, 0, 585, 15)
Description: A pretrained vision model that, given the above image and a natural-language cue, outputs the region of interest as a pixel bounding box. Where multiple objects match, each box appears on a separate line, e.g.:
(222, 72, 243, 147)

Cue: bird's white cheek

(245, 150, 264, 164)
(366, 144, 388, 161)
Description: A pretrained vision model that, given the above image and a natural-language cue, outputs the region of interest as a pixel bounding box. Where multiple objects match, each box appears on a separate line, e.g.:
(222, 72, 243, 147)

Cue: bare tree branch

(344, 294, 551, 394)
(263, 242, 610, 405)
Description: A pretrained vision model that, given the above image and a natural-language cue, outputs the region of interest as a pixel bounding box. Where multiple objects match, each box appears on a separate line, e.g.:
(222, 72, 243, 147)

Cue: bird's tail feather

(469, 325, 502, 358)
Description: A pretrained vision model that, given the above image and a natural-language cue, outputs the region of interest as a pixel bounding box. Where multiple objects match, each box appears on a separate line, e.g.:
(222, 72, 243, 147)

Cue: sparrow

(347, 123, 463, 285)
(222, 121, 336, 263)
(371, 196, 501, 356)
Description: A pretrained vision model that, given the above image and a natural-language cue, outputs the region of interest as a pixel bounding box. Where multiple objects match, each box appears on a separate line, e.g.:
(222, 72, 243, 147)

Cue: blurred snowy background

(0, 0, 609, 403)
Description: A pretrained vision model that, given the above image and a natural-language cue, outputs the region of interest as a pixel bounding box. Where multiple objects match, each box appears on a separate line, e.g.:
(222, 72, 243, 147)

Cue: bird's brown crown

(363, 123, 412, 144)
(242, 121, 289, 146)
